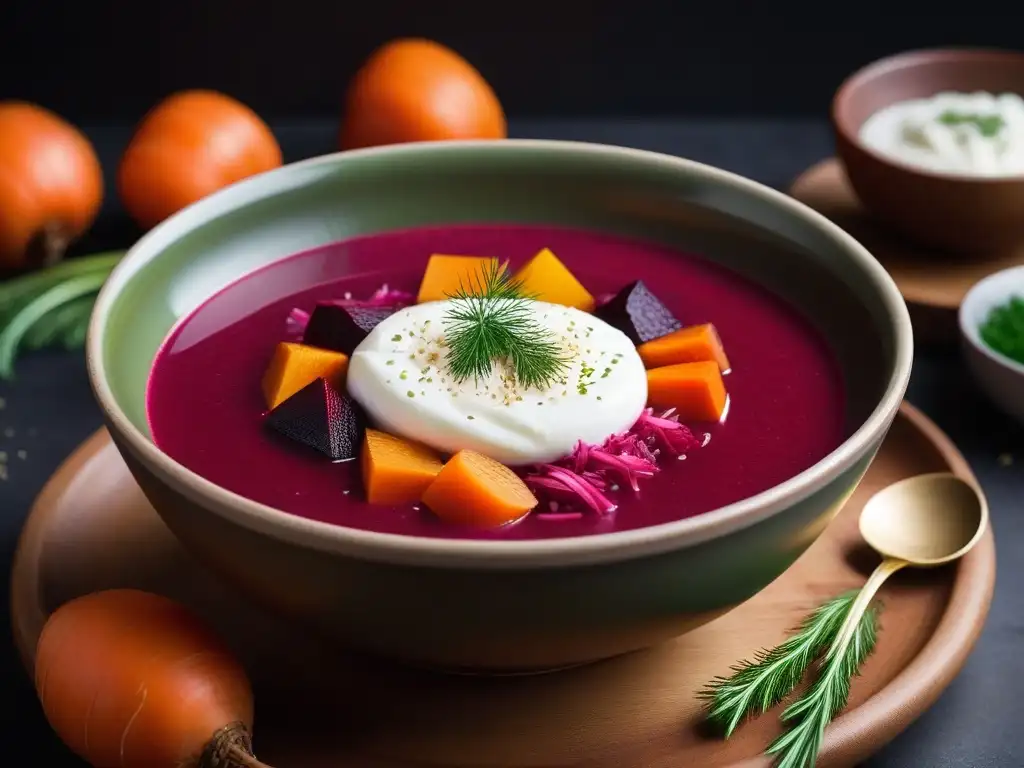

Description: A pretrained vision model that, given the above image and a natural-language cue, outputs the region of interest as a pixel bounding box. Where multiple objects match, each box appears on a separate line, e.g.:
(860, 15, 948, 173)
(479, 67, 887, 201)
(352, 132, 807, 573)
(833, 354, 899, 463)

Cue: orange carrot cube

(417, 254, 499, 303)
(421, 449, 537, 528)
(261, 342, 349, 410)
(361, 429, 444, 505)
(637, 323, 731, 372)
(646, 360, 727, 422)
(513, 247, 595, 311)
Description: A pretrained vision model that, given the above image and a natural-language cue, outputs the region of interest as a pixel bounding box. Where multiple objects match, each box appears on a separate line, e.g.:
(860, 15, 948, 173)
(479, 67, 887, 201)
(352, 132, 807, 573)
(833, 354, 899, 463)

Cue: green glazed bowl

(87, 140, 912, 673)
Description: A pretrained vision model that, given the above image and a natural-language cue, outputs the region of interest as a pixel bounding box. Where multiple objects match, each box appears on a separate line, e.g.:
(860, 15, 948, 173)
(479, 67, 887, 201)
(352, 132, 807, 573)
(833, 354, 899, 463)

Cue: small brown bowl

(833, 48, 1024, 255)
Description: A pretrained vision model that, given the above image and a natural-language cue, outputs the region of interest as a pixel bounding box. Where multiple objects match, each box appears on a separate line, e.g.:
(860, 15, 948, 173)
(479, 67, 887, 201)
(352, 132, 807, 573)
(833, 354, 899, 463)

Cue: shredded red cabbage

(368, 284, 416, 305)
(285, 308, 310, 337)
(285, 284, 414, 337)
(522, 407, 706, 516)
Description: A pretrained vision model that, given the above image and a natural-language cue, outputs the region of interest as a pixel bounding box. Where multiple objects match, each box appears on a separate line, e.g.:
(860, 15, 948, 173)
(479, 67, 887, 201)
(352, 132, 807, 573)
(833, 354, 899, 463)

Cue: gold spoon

(830, 471, 989, 653)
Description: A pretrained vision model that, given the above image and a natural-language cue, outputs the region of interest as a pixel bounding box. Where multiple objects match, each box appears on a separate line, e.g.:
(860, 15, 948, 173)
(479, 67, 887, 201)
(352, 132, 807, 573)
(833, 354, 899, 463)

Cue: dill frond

(442, 260, 569, 390)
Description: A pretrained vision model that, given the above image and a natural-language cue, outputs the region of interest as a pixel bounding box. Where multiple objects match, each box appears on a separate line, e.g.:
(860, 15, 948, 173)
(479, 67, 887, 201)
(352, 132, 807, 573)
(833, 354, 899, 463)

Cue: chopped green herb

(391, 334, 402, 342)
(399, 371, 408, 380)
(407, 390, 415, 398)
(938, 110, 1006, 138)
(386, 360, 395, 366)
(980, 295, 1024, 365)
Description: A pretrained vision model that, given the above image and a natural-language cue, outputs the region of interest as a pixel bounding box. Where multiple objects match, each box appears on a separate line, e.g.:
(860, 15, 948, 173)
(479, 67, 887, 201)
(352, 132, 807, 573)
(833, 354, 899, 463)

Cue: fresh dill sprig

(443, 261, 570, 390)
(767, 599, 880, 768)
(700, 591, 863, 738)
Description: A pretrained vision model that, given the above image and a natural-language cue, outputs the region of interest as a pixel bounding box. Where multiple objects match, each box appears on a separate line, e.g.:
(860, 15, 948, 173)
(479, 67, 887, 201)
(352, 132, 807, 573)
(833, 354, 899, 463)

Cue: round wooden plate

(789, 158, 1024, 343)
(11, 403, 995, 768)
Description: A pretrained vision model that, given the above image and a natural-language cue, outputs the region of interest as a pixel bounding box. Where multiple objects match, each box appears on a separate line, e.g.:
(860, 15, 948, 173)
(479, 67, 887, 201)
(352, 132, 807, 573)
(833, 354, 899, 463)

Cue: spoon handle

(832, 557, 906, 655)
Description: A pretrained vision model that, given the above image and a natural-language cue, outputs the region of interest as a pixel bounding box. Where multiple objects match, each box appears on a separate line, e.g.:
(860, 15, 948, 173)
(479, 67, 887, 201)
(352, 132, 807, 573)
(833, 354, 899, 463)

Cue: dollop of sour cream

(346, 300, 648, 465)
(859, 91, 1024, 176)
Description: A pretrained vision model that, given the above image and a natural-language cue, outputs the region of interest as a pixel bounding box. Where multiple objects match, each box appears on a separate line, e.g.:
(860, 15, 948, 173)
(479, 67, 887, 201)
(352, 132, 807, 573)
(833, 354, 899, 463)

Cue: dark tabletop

(1, 119, 1021, 767)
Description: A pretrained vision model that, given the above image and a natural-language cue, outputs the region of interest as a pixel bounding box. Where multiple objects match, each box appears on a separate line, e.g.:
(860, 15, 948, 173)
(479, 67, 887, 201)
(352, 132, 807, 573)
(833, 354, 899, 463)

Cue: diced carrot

(646, 360, 728, 422)
(512, 247, 595, 311)
(361, 428, 444, 505)
(417, 254, 499, 303)
(421, 449, 537, 527)
(261, 342, 348, 410)
(637, 323, 731, 372)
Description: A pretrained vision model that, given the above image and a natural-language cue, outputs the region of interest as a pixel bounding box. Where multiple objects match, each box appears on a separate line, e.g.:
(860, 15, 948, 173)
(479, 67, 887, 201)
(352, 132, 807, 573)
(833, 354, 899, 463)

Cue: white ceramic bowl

(960, 265, 1024, 424)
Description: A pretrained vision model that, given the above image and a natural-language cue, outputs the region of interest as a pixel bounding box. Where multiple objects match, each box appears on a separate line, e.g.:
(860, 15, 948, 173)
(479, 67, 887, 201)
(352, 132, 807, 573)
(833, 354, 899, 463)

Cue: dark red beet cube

(302, 301, 396, 354)
(593, 280, 681, 345)
(265, 378, 364, 460)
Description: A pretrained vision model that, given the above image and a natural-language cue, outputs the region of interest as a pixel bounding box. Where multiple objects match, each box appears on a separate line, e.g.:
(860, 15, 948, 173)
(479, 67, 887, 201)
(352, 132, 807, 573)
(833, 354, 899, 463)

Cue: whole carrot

(34, 589, 275, 768)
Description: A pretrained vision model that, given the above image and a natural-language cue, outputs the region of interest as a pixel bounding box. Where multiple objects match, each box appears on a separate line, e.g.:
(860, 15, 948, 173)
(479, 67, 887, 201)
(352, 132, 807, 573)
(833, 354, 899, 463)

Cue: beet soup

(146, 224, 847, 540)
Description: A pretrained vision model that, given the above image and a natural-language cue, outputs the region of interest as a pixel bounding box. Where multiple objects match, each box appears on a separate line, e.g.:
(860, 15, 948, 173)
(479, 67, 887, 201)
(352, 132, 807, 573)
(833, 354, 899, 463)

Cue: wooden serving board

(11, 402, 995, 768)
(789, 158, 1024, 344)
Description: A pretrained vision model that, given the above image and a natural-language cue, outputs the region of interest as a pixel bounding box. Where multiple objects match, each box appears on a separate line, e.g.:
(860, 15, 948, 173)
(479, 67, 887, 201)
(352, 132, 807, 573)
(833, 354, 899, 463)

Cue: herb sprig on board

(443, 261, 570, 390)
(0, 251, 124, 380)
(701, 591, 881, 768)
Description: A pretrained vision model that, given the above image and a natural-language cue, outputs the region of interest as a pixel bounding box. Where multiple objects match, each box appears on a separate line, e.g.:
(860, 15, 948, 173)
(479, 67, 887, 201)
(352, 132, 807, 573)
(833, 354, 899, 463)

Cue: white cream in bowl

(860, 91, 1024, 176)
(347, 299, 648, 465)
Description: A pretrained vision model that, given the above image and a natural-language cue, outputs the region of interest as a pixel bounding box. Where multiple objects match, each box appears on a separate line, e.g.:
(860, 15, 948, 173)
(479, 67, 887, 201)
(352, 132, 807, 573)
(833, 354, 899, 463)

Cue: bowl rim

(831, 46, 1024, 185)
(959, 264, 1024, 377)
(87, 138, 914, 570)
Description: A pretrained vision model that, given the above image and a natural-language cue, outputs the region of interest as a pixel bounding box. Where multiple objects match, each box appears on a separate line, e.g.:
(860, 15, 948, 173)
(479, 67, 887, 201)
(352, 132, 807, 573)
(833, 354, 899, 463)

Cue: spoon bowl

(859, 472, 988, 566)
(826, 471, 988, 672)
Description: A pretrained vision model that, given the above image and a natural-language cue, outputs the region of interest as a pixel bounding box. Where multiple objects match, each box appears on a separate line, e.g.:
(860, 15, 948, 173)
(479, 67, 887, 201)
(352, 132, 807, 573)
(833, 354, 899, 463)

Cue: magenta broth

(146, 224, 847, 540)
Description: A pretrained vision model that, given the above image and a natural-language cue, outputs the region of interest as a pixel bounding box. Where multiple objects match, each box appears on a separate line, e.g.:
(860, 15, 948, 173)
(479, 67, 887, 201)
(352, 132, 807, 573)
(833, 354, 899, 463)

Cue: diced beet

(302, 302, 396, 354)
(593, 280, 681, 345)
(265, 378, 364, 460)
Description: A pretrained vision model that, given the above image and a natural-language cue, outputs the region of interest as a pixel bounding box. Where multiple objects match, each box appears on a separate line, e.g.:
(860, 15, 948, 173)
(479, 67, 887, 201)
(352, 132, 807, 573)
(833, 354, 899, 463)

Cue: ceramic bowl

(960, 265, 1024, 424)
(833, 48, 1024, 254)
(87, 140, 913, 673)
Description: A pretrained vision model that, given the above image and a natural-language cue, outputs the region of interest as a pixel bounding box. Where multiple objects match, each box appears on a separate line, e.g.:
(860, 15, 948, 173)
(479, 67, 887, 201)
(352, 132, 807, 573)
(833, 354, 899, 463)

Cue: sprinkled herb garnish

(937, 110, 1005, 138)
(980, 295, 1024, 365)
(443, 261, 570, 390)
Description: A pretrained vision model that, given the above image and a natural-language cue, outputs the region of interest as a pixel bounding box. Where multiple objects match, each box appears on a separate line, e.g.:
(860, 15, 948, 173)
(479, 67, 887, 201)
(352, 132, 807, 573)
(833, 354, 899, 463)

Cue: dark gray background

(0, 119, 1021, 766)
(4, 2, 1024, 121)
(4, 1, 1024, 761)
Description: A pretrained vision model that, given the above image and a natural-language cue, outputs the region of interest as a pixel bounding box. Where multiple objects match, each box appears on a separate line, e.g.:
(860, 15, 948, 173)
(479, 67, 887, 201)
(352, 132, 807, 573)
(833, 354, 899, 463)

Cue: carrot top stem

(227, 746, 276, 768)
(199, 722, 275, 768)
